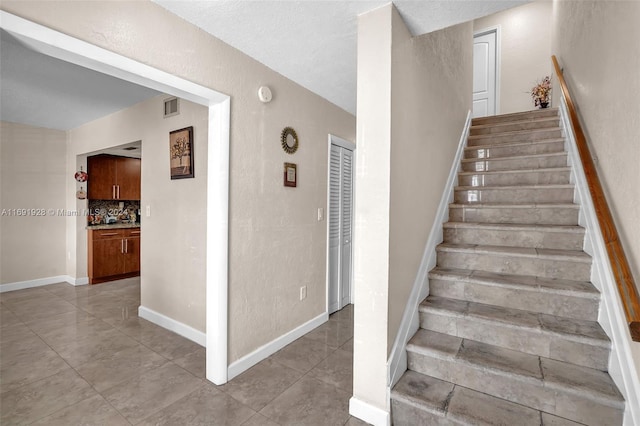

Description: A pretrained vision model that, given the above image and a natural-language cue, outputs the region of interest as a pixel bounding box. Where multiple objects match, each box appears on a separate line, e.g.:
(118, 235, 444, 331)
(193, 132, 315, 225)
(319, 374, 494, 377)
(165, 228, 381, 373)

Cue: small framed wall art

(284, 162, 297, 187)
(169, 126, 194, 179)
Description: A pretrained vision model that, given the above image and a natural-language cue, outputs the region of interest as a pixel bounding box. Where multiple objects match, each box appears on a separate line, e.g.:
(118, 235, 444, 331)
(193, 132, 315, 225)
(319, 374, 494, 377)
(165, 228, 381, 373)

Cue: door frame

(473, 25, 501, 116)
(325, 134, 356, 314)
(0, 11, 231, 385)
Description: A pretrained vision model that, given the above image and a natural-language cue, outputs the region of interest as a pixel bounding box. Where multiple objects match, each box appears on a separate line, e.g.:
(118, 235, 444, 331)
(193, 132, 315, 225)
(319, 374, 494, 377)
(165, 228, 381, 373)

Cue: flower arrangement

(531, 76, 552, 108)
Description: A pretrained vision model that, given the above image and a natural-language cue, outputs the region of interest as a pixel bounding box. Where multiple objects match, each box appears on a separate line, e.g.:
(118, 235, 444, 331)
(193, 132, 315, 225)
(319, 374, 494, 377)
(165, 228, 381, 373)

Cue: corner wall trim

(0, 275, 76, 293)
(138, 305, 206, 347)
(386, 110, 472, 388)
(227, 312, 328, 380)
(349, 397, 391, 426)
(71, 276, 89, 286)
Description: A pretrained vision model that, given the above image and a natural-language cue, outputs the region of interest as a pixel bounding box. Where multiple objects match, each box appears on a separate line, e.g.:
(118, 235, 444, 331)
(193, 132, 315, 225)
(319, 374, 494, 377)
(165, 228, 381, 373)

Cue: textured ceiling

(153, 0, 528, 114)
(0, 1, 528, 130)
(0, 30, 160, 131)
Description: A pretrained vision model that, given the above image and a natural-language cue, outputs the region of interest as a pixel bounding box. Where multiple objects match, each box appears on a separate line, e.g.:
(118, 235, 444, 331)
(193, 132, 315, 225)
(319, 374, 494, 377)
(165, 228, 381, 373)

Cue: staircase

(391, 108, 625, 425)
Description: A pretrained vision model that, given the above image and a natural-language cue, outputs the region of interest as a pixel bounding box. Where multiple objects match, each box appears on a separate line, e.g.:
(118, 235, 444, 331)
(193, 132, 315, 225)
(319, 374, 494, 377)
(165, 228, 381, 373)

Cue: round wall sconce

(258, 86, 272, 103)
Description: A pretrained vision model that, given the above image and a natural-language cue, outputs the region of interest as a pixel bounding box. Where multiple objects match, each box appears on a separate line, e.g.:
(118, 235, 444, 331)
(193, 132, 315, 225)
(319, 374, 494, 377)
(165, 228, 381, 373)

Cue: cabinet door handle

(112, 185, 116, 199)
(121, 239, 124, 254)
(125, 239, 128, 253)
(117, 185, 120, 199)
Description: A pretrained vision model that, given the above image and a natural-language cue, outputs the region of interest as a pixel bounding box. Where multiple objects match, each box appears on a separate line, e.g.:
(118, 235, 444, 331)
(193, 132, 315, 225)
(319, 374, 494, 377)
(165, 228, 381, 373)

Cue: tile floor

(0, 278, 368, 425)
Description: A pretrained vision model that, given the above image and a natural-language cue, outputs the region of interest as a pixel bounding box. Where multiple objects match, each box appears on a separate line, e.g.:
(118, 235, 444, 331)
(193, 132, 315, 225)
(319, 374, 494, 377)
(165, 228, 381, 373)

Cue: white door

(473, 30, 497, 118)
(328, 142, 354, 314)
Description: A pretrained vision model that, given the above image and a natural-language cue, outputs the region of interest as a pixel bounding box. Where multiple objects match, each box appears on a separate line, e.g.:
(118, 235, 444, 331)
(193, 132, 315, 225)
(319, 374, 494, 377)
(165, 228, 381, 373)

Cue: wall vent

(164, 97, 179, 118)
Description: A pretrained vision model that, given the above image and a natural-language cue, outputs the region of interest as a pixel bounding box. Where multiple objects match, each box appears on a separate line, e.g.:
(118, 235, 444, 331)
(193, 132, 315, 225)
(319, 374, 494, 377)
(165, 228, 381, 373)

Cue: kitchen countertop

(86, 223, 140, 230)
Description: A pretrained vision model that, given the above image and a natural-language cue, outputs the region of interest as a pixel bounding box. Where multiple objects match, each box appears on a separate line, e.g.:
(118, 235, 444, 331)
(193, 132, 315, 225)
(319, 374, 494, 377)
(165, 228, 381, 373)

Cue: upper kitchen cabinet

(88, 154, 141, 200)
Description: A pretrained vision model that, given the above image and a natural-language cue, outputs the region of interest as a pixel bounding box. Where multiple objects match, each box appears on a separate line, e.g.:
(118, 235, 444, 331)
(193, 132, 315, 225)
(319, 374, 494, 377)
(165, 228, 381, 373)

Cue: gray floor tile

(259, 375, 351, 426)
(221, 358, 304, 411)
(307, 348, 353, 392)
(271, 336, 334, 373)
(75, 343, 169, 392)
(174, 347, 207, 378)
(102, 362, 204, 424)
(242, 412, 281, 426)
(30, 394, 130, 426)
(138, 385, 255, 426)
(0, 368, 96, 426)
(0, 282, 358, 426)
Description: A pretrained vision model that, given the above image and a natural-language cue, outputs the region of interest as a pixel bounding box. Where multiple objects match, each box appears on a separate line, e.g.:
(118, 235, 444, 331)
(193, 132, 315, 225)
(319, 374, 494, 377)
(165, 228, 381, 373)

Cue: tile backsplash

(88, 200, 141, 225)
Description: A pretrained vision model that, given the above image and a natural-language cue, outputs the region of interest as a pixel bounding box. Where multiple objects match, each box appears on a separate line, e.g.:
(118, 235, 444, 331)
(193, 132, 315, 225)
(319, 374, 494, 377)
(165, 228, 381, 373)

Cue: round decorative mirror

(280, 127, 299, 154)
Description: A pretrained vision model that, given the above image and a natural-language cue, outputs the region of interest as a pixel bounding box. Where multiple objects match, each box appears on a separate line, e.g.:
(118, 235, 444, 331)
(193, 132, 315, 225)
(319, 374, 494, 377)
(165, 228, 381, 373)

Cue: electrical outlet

(317, 207, 324, 221)
(300, 286, 307, 301)
(146, 205, 151, 217)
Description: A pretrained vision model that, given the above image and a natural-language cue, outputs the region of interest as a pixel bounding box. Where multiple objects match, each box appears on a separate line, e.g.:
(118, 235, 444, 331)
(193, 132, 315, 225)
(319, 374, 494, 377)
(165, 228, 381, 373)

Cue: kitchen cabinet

(88, 227, 141, 284)
(87, 154, 141, 200)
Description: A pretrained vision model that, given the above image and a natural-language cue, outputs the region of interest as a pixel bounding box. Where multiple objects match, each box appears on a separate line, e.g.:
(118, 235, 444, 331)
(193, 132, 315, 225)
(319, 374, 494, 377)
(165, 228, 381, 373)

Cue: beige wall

(389, 20, 473, 351)
(0, 122, 67, 284)
(353, 3, 472, 412)
(551, 0, 640, 295)
(1, 1, 355, 362)
(474, 1, 552, 114)
(67, 96, 209, 330)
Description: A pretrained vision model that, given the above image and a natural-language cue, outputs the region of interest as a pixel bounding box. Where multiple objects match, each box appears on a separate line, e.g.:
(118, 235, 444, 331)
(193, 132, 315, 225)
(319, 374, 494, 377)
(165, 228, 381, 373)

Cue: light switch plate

(146, 205, 151, 217)
(317, 207, 324, 221)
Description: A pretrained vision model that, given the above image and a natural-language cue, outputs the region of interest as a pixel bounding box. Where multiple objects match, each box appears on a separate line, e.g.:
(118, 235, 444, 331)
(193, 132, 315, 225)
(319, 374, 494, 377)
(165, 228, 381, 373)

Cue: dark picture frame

(284, 162, 297, 187)
(169, 126, 194, 179)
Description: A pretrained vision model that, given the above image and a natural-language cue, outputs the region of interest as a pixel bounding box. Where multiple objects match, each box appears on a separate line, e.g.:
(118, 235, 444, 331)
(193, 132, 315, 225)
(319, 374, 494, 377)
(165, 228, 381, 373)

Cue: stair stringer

(560, 98, 640, 425)
(387, 110, 472, 389)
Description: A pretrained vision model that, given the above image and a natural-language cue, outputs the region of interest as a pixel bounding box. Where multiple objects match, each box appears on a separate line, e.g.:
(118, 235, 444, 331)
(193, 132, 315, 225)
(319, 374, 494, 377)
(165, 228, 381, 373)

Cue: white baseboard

(0, 275, 74, 293)
(70, 276, 89, 286)
(349, 397, 391, 426)
(559, 100, 640, 425)
(227, 312, 328, 380)
(138, 305, 206, 347)
(387, 110, 472, 388)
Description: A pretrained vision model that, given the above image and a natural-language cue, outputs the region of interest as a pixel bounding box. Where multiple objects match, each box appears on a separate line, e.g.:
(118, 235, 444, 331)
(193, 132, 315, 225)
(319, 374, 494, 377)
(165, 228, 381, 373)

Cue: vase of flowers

(531, 76, 551, 109)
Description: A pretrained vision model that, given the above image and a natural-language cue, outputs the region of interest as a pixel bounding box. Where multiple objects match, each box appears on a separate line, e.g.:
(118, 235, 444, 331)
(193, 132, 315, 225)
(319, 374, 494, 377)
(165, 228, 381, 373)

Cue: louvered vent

(164, 97, 179, 118)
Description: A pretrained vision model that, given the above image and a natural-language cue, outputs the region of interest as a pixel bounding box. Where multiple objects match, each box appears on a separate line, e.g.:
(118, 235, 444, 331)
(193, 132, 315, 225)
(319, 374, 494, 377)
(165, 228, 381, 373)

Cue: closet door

(328, 144, 354, 314)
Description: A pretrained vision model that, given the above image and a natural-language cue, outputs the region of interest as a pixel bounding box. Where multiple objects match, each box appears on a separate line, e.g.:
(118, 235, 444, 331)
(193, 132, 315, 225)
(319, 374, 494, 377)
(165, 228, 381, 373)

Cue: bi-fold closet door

(328, 143, 353, 314)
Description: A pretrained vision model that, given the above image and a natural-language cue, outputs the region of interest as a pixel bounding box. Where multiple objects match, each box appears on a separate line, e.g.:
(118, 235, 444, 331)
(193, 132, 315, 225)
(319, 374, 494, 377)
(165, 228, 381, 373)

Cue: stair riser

(462, 154, 567, 172)
(418, 310, 608, 370)
(443, 227, 584, 250)
(458, 170, 570, 187)
(454, 187, 574, 204)
(449, 206, 579, 225)
(436, 251, 591, 281)
(406, 351, 621, 426)
(391, 401, 451, 426)
(470, 119, 560, 136)
(429, 278, 598, 321)
(464, 140, 564, 159)
(472, 110, 558, 126)
(468, 129, 563, 146)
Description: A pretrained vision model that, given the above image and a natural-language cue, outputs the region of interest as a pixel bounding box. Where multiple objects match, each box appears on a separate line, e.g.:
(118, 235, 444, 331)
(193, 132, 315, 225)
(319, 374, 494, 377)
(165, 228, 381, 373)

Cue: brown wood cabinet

(88, 154, 141, 200)
(88, 227, 141, 284)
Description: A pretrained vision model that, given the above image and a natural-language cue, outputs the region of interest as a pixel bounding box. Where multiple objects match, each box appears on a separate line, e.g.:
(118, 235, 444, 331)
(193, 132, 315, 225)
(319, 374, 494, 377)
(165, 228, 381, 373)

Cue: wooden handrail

(552, 55, 640, 341)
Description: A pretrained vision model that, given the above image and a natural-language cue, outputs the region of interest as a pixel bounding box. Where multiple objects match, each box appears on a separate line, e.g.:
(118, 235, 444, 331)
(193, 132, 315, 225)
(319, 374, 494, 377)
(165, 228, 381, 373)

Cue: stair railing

(552, 55, 640, 341)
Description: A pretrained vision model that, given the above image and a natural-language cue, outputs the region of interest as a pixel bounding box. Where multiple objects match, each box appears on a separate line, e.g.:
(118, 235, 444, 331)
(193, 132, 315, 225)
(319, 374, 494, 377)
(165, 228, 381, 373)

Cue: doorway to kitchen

(0, 11, 231, 385)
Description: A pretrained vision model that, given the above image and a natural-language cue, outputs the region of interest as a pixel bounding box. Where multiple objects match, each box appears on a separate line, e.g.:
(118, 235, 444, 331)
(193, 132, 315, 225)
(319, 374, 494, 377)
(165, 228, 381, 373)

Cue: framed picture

(284, 162, 297, 187)
(170, 126, 194, 179)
